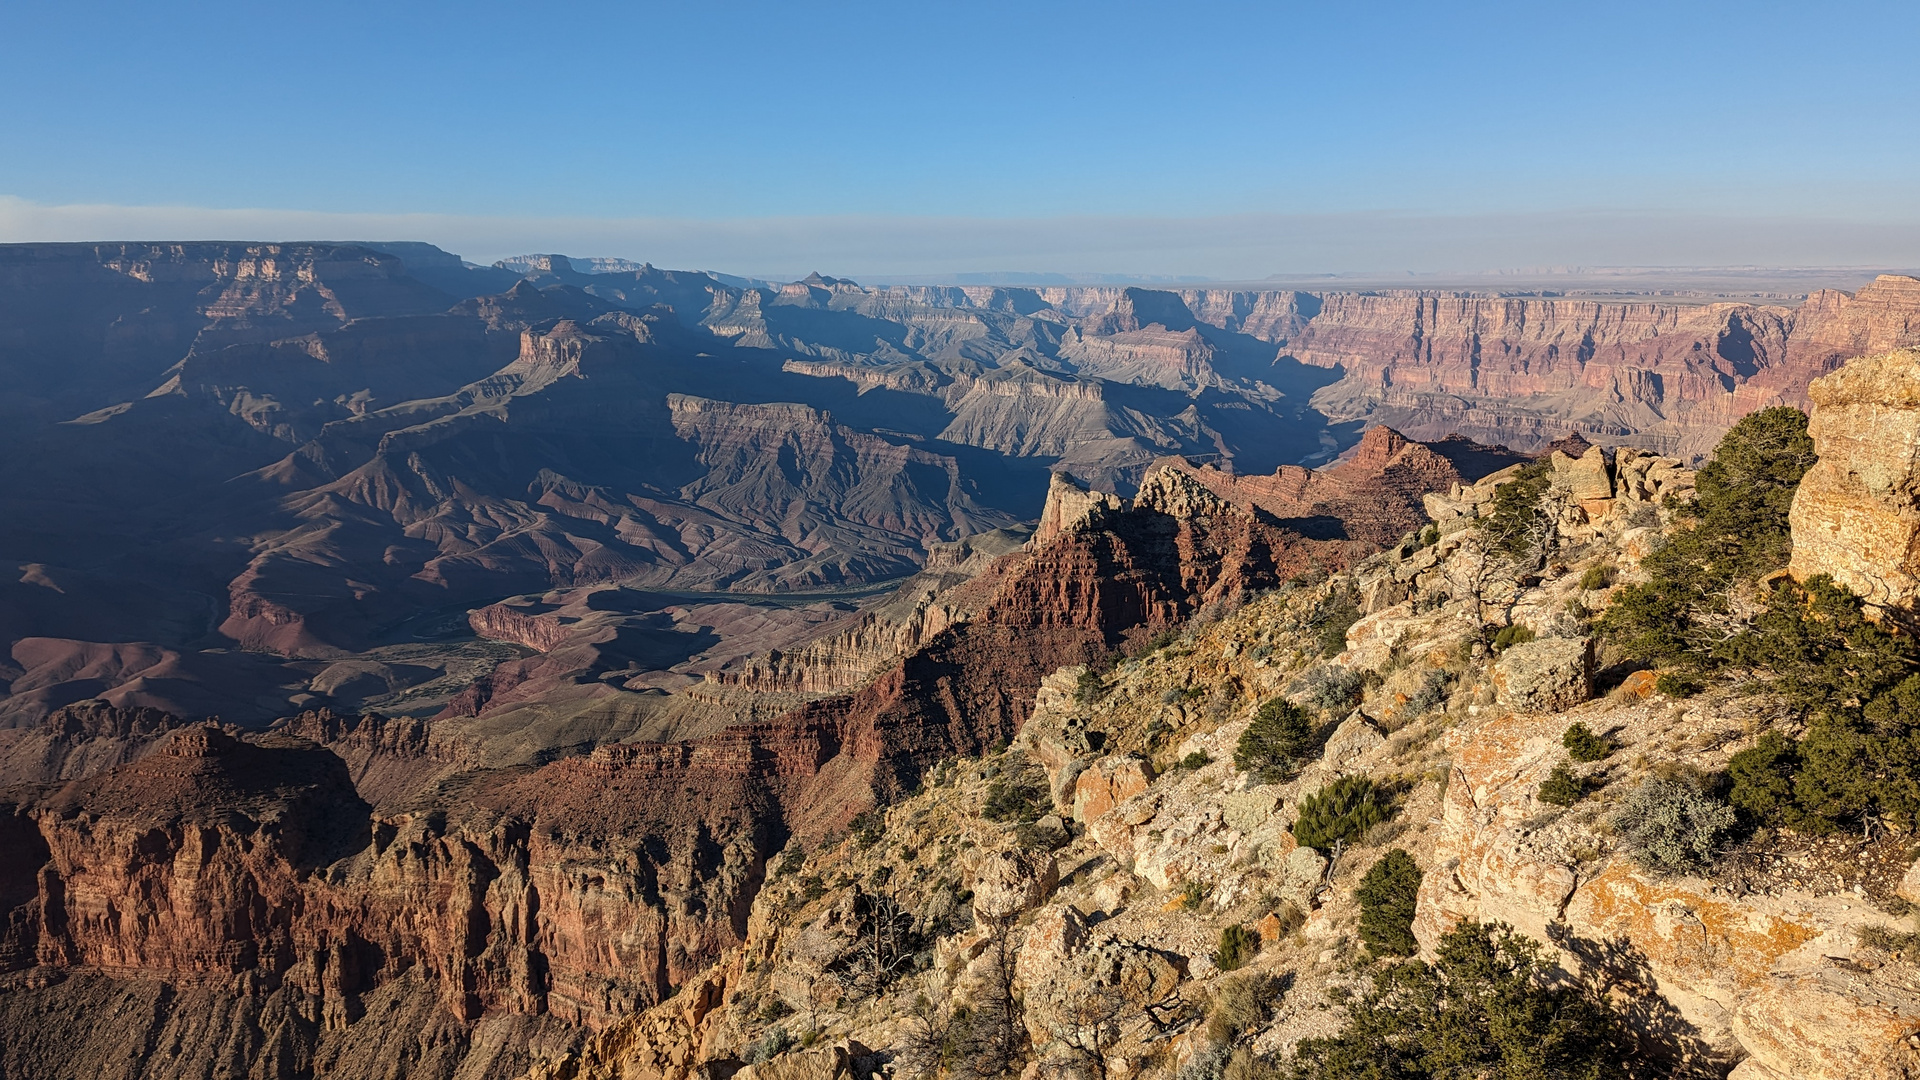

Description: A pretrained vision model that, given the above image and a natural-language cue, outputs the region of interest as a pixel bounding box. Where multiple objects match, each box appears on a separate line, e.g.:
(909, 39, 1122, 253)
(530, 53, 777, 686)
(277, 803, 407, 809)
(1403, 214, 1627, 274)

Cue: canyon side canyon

(2, 243, 1920, 1078)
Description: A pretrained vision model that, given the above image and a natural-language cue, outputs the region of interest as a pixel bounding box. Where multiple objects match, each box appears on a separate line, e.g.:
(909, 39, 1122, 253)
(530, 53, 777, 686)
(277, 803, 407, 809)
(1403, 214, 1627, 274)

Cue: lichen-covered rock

(1419, 709, 1920, 1080)
(1318, 713, 1386, 770)
(1273, 846, 1329, 908)
(1789, 348, 1920, 611)
(1491, 637, 1593, 712)
(1223, 787, 1284, 832)
(972, 849, 1060, 920)
(1072, 755, 1154, 823)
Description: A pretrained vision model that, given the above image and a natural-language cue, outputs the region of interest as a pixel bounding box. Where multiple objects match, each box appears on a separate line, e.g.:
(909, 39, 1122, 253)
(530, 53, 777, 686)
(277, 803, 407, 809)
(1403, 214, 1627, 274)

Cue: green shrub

(798, 875, 827, 902)
(1483, 461, 1554, 557)
(1653, 671, 1702, 698)
(1213, 923, 1260, 972)
(1610, 776, 1737, 872)
(1235, 698, 1318, 782)
(1561, 722, 1610, 762)
(1790, 683, 1920, 834)
(1577, 564, 1615, 590)
(849, 810, 886, 849)
(1727, 730, 1800, 824)
(982, 767, 1049, 823)
(1293, 775, 1387, 853)
(1490, 623, 1536, 653)
(1180, 880, 1210, 911)
(1316, 598, 1364, 658)
(1177, 750, 1212, 771)
(1537, 762, 1585, 807)
(1598, 407, 1815, 671)
(1288, 920, 1625, 1079)
(775, 844, 806, 878)
(1354, 849, 1422, 958)
(1714, 579, 1920, 833)
(1725, 576, 1913, 711)
(1074, 666, 1106, 704)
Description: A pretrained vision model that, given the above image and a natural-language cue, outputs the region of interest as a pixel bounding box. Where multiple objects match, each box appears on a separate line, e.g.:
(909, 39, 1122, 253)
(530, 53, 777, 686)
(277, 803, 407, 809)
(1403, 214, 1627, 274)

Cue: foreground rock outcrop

(1789, 347, 1920, 614)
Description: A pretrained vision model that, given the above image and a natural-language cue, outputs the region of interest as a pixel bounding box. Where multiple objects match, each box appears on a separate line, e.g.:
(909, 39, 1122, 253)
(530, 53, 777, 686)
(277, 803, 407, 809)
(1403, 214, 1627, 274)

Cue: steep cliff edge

(1286, 277, 1920, 460)
(1788, 347, 1920, 613)
(0, 437, 1483, 1079)
(531, 365, 1920, 1080)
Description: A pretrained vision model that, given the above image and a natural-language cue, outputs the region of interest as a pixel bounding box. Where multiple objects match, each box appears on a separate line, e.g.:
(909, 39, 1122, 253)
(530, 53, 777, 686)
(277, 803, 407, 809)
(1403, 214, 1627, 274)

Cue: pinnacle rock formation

(1789, 347, 1920, 612)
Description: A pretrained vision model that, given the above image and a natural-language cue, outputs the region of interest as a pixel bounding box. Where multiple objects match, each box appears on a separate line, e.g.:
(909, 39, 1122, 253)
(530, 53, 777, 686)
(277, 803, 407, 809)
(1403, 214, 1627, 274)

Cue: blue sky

(3, 1, 1917, 277)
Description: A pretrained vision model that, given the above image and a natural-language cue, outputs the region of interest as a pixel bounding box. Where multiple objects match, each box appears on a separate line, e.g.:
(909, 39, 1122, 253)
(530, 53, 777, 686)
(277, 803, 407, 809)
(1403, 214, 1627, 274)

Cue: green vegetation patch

(1213, 923, 1260, 972)
(1292, 775, 1387, 853)
(1354, 849, 1422, 958)
(1235, 698, 1320, 783)
(1537, 762, 1586, 807)
(1289, 920, 1626, 1079)
(1562, 722, 1611, 762)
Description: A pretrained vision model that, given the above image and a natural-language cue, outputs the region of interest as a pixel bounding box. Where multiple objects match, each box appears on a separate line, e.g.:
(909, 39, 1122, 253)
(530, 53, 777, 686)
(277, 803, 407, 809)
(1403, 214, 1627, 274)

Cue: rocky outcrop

(1034, 472, 1126, 545)
(469, 603, 573, 652)
(1491, 637, 1594, 713)
(1416, 708, 1920, 1080)
(1789, 348, 1920, 612)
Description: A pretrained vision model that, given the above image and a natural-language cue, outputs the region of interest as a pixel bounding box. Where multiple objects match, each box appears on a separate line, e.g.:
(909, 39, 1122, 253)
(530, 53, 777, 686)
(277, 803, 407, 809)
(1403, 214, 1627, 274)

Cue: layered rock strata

(0, 447, 1456, 1078)
(1789, 348, 1920, 613)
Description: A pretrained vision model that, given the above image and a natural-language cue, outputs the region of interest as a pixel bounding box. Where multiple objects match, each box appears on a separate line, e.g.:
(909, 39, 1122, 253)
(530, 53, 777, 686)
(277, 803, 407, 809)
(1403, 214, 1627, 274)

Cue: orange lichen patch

(1614, 669, 1658, 701)
(1447, 711, 1555, 794)
(1256, 910, 1290, 944)
(1572, 864, 1820, 988)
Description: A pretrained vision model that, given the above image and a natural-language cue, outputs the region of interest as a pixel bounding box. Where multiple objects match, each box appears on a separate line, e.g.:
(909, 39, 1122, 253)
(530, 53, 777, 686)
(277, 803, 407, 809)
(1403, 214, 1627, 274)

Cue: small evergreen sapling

(1537, 762, 1584, 807)
(1354, 849, 1422, 957)
(1561, 722, 1610, 762)
(1293, 775, 1387, 852)
(1235, 698, 1318, 782)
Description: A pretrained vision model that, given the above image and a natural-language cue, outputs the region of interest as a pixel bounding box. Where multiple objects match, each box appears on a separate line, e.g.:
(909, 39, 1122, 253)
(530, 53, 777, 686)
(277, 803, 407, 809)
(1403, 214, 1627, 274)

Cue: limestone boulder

(1491, 637, 1593, 713)
(1072, 755, 1154, 823)
(971, 849, 1059, 921)
(1319, 712, 1386, 770)
(1025, 942, 1183, 1046)
(1551, 444, 1615, 503)
(1788, 348, 1920, 611)
(1015, 904, 1090, 988)
(1898, 858, 1920, 906)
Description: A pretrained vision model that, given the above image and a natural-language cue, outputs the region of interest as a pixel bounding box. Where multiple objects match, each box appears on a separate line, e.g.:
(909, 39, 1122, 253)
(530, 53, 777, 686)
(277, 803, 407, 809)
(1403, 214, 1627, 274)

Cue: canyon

(3, 242, 1920, 1078)
(2, 243, 1912, 729)
(0, 429, 1518, 1078)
